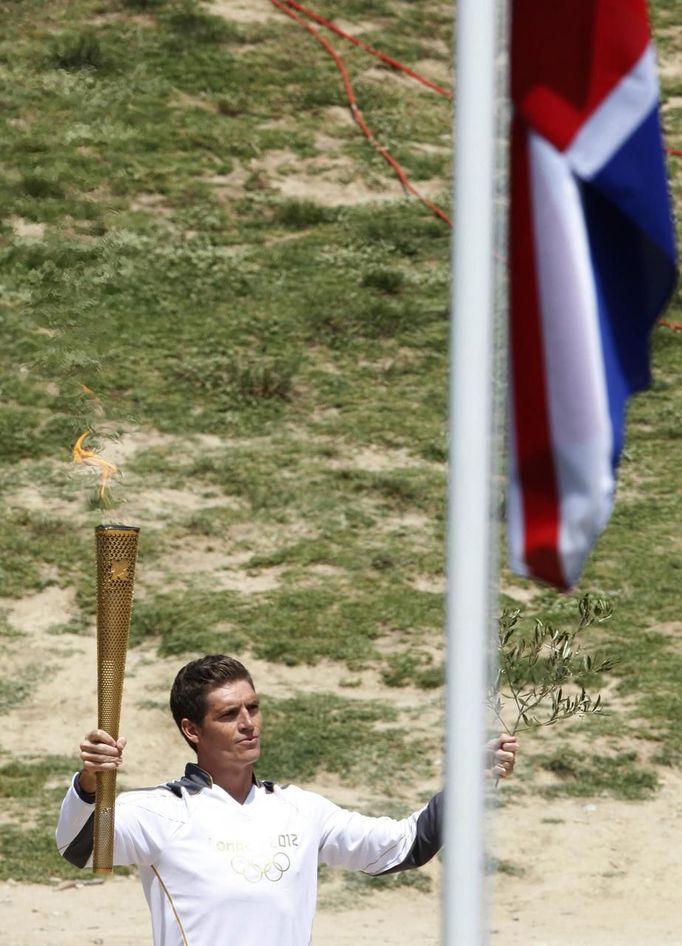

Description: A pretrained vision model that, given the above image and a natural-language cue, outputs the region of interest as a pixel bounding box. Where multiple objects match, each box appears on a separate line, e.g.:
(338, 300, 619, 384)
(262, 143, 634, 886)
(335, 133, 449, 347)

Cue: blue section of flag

(589, 107, 677, 259)
(579, 106, 678, 471)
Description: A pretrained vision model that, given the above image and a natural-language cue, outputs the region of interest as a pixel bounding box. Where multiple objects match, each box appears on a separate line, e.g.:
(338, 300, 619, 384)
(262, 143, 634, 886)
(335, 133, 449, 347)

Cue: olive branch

(488, 595, 615, 736)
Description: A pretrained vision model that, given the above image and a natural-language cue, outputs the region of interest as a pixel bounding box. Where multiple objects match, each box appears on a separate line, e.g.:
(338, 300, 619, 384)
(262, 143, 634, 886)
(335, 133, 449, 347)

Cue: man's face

(182, 679, 262, 771)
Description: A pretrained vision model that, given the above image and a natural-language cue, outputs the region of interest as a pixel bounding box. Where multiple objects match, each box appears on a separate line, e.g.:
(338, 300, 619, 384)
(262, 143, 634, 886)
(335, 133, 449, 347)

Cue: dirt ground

(1, 588, 681, 946)
(3, 781, 682, 946)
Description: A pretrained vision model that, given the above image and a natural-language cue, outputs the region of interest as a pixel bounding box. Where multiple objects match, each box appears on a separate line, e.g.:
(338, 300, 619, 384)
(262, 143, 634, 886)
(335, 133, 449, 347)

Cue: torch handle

(93, 770, 118, 874)
(93, 525, 139, 876)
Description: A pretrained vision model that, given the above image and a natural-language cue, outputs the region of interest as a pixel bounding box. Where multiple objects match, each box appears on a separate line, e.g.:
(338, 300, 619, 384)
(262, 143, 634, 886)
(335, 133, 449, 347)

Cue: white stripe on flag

(529, 131, 614, 585)
(566, 44, 658, 179)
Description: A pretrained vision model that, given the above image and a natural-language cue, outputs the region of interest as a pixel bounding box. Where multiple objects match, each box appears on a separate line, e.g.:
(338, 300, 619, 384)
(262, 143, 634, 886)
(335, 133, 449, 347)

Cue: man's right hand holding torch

(77, 729, 127, 796)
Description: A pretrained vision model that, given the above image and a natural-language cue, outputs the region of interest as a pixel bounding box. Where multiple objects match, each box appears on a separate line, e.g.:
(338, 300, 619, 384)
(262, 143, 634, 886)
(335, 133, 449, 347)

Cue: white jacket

(56, 764, 442, 946)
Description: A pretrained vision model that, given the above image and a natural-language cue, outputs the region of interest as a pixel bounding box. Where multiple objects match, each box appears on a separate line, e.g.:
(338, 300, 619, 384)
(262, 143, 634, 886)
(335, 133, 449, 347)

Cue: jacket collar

(164, 763, 274, 796)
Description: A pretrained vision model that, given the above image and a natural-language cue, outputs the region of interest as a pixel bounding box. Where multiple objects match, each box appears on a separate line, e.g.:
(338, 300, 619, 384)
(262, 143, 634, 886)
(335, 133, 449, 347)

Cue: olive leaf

(488, 595, 614, 735)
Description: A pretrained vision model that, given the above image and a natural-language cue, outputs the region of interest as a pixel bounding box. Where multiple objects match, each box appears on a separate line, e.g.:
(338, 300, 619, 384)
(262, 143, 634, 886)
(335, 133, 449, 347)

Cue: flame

(73, 431, 118, 501)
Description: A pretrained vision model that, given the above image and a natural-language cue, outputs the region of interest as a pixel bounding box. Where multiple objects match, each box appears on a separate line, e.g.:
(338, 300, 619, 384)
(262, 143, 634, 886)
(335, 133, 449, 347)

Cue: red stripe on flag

(509, 120, 566, 588)
(511, 0, 650, 151)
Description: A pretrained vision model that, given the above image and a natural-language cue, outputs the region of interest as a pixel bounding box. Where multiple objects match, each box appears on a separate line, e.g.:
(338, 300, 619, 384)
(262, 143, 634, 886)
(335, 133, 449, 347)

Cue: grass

(0, 510, 92, 599)
(343, 867, 432, 895)
(486, 856, 526, 878)
(317, 861, 433, 910)
(0, 678, 32, 715)
(535, 748, 659, 801)
(0, 0, 680, 882)
(0, 757, 90, 882)
(258, 693, 432, 788)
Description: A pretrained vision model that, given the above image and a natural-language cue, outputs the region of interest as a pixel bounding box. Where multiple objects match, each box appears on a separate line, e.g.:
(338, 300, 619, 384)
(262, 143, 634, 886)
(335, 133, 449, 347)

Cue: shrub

(49, 31, 108, 72)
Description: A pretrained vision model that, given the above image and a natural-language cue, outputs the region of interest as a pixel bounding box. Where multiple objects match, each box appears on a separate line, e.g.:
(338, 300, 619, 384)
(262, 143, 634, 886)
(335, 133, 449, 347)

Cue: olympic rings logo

(231, 852, 291, 883)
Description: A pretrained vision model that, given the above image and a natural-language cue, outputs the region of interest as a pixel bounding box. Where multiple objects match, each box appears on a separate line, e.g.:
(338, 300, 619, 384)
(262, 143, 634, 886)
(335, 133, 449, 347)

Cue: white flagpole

(443, 0, 499, 943)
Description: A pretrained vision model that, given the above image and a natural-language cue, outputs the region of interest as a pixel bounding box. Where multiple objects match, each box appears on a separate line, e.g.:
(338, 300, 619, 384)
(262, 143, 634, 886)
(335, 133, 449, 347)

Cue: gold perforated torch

(73, 432, 140, 874)
(93, 523, 139, 874)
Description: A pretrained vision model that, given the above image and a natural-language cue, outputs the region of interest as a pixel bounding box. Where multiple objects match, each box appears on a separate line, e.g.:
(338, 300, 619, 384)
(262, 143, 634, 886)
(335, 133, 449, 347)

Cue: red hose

(269, 2, 682, 329)
(269, 0, 452, 226)
(276, 0, 452, 99)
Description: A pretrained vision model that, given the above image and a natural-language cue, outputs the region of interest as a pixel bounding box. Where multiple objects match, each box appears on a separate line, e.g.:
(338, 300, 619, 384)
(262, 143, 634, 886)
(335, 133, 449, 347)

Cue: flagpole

(444, 0, 499, 942)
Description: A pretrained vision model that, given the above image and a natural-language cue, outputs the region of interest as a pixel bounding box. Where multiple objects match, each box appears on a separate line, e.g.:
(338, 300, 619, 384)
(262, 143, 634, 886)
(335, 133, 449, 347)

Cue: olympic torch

(93, 523, 139, 874)
(73, 426, 140, 875)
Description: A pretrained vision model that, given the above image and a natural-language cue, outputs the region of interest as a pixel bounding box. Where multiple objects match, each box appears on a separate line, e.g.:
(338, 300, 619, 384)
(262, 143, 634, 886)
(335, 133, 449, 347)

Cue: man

(56, 655, 518, 946)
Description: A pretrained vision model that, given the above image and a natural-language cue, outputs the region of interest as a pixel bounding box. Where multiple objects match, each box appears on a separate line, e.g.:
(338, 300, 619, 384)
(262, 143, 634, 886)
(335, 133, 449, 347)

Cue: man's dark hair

(170, 655, 255, 750)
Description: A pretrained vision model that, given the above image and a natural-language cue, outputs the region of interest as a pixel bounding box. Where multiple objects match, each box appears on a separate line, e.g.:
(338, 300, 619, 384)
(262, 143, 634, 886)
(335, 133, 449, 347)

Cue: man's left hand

(485, 734, 519, 779)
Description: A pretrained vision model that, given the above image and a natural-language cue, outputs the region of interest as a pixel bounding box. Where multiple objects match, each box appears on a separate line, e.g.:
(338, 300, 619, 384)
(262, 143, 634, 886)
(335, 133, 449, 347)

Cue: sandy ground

(2, 777, 682, 946)
(1, 587, 681, 946)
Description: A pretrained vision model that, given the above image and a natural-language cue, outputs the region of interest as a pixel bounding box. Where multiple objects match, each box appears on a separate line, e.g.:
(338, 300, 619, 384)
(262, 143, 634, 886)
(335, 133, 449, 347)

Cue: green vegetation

(259, 693, 429, 787)
(536, 748, 659, 801)
(0, 757, 91, 882)
(343, 867, 432, 895)
(317, 861, 433, 912)
(490, 597, 615, 735)
(0, 677, 32, 715)
(0, 0, 680, 882)
(486, 856, 526, 878)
